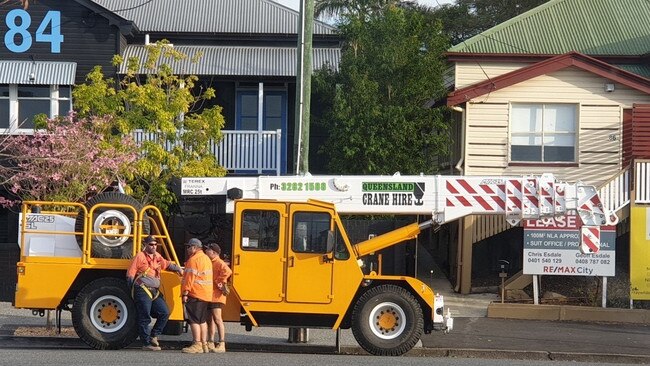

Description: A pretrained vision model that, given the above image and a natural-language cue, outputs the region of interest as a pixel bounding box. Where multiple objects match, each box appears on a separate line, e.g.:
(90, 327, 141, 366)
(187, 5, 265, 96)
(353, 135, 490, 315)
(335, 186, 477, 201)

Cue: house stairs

(469, 164, 637, 294)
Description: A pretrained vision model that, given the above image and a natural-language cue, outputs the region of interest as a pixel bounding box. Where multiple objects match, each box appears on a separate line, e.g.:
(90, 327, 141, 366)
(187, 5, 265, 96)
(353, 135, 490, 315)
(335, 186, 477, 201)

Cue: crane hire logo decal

(362, 182, 425, 206)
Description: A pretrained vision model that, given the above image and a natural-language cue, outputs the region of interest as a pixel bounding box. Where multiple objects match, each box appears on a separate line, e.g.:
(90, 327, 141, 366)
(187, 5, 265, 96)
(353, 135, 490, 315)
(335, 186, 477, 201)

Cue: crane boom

(181, 173, 617, 228)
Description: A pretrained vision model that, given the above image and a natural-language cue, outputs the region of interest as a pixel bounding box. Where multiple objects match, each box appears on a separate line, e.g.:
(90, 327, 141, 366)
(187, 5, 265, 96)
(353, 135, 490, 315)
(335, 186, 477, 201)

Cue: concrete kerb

(487, 303, 650, 324)
(420, 349, 650, 364)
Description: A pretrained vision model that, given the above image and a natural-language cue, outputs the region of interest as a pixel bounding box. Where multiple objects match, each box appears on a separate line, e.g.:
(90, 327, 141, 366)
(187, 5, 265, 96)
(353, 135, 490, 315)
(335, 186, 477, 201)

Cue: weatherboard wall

(454, 61, 528, 89)
(0, 0, 120, 84)
(463, 68, 650, 186)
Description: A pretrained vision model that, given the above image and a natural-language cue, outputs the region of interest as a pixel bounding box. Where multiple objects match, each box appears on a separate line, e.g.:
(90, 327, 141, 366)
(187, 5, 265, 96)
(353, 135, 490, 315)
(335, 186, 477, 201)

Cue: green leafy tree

(432, 0, 548, 44)
(315, 0, 417, 19)
(73, 41, 226, 211)
(315, 6, 449, 174)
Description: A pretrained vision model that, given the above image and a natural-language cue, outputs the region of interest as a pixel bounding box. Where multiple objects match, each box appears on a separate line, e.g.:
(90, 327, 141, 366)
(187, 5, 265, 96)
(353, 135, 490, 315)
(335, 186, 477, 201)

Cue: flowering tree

(0, 113, 137, 206)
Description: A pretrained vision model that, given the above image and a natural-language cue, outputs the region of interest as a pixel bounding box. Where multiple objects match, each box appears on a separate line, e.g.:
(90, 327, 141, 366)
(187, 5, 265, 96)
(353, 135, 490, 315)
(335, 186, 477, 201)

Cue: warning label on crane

(523, 215, 615, 276)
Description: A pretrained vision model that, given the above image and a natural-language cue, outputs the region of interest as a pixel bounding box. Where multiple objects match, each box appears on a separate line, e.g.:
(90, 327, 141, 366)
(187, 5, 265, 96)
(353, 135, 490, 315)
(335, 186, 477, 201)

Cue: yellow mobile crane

(14, 174, 616, 355)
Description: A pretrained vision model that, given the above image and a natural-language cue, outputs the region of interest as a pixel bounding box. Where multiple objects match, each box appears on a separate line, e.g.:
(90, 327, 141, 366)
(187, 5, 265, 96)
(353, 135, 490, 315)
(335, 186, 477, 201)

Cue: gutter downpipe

(451, 104, 465, 293)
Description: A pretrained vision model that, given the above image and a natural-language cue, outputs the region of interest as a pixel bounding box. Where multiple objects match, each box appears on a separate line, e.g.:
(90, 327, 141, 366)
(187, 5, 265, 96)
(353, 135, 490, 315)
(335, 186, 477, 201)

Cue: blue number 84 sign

(4, 9, 64, 53)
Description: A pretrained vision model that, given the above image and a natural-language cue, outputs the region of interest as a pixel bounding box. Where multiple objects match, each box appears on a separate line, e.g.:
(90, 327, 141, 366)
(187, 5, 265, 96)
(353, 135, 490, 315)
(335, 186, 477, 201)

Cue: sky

(273, 0, 455, 12)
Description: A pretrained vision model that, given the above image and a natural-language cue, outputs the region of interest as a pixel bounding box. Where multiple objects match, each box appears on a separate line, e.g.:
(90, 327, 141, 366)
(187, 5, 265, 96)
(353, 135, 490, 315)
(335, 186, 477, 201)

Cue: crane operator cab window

(241, 210, 280, 251)
(292, 212, 330, 253)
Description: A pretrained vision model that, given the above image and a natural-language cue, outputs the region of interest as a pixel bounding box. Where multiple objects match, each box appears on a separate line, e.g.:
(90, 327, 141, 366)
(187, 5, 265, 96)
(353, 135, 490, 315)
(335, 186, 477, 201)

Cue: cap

(186, 238, 202, 247)
(204, 242, 221, 254)
(143, 235, 157, 244)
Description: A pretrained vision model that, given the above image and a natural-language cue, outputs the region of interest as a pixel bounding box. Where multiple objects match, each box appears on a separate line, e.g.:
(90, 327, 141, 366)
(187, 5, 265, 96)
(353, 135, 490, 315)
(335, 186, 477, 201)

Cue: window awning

(120, 45, 340, 77)
(0, 61, 77, 85)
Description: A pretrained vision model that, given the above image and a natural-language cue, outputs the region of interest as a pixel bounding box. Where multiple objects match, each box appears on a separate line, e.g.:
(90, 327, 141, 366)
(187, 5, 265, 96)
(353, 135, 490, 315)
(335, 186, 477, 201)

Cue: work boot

(212, 342, 226, 353)
(206, 341, 216, 353)
(150, 336, 160, 347)
(202, 342, 209, 353)
(142, 344, 161, 351)
(181, 342, 204, 354)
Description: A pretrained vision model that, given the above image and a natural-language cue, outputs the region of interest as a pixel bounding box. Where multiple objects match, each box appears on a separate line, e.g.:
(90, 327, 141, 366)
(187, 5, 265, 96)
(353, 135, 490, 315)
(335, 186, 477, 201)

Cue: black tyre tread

(351, 284, 424, 356)
(74, 192, 149, 259)
(72, 277, 138, 350)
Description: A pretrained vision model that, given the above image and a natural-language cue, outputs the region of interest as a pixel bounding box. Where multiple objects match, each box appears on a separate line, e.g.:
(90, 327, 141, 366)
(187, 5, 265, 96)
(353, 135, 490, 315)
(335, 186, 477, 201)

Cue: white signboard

(523, 215, 615, 276)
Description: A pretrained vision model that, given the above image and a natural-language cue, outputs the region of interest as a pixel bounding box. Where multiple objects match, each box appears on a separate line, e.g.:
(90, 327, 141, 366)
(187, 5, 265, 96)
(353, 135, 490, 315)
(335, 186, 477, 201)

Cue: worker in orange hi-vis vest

(180, 238, 213, 354)
(203, 242, 233, 353)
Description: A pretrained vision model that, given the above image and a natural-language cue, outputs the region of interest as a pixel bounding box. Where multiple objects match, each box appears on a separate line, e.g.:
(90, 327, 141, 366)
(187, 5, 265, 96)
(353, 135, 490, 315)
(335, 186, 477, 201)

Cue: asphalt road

(0, 348, 640, 366)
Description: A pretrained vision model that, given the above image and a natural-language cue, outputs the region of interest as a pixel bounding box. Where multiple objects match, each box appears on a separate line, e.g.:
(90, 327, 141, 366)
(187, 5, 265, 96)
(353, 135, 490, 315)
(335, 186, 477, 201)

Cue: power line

(99, 0, 155, 14)
(477, 32, 532, 54)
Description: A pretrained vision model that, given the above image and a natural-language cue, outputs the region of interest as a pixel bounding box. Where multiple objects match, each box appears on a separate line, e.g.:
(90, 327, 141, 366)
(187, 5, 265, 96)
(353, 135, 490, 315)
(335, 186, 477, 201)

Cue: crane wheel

(72, 277, 138, 350)
(351, 284, 423, 356)
(74, 192, 150, 259)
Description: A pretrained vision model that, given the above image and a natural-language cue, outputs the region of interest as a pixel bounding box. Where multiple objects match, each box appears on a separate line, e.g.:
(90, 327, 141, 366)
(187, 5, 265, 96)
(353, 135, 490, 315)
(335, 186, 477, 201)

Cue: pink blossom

(0, 114, 138, 202)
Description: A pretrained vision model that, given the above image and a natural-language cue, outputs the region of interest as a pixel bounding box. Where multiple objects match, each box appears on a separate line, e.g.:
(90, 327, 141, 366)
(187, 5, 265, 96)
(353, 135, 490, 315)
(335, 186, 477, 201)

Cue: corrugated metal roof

(449, 0, 650, 56)
(91, 0, 336, 35)
(615, 64, 650, 79)
(0, 61, 77, 85)
(120, 45, 339, 76)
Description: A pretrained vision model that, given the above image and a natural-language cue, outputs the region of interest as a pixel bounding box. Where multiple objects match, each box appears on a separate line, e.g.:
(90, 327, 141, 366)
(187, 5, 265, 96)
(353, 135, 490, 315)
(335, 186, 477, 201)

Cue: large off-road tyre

(351, 284, 423, 356)
(72, 277, 138, 350)
(75, 192, 149, 259)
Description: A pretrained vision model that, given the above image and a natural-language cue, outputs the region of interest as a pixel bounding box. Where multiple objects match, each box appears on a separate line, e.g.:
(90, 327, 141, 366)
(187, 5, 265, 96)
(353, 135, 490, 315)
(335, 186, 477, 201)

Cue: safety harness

(131, 255, 162, 300)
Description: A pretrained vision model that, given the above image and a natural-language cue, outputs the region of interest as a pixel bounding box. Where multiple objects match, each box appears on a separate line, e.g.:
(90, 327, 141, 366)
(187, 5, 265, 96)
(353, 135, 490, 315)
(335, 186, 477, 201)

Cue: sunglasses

(147, 243, 158, 246)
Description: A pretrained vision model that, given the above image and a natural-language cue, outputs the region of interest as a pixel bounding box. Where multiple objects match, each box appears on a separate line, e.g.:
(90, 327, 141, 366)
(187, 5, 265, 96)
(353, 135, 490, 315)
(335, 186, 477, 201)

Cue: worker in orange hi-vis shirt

(126, 235, 183, 351)
(203, 242, 232, 353)
(180, 238, 213, 354)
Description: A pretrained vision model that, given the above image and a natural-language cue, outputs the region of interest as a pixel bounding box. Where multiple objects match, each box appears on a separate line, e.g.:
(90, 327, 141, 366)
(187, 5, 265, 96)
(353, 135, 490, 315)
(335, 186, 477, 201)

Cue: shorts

(208, 302, 223, 309)
(184, 297, 210, 324)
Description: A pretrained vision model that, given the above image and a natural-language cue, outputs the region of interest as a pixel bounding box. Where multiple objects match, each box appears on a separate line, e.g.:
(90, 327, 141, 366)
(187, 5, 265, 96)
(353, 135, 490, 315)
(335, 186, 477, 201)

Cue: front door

(285, 203, 334, 304)
(232, 201, 286, 302)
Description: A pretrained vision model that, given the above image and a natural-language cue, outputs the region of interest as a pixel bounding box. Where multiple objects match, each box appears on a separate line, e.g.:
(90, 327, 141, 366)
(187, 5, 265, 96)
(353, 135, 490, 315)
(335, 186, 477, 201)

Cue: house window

(510, 103, 576, 162)
(0, 84, 72, 132)
(0, 86, 8, 130)
(236, 90, 286, 132)
(239, 93, 258, 130)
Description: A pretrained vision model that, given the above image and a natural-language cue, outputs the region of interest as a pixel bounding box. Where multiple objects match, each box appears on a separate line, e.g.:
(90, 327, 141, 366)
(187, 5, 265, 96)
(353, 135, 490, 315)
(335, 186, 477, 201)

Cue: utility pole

(290, 0, 314, 342)
(293, 0, 314, 175)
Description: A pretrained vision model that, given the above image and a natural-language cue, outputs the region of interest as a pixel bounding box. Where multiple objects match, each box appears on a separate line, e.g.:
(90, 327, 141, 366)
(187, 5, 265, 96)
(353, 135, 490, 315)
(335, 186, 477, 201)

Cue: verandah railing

(132, 129, 282, 175)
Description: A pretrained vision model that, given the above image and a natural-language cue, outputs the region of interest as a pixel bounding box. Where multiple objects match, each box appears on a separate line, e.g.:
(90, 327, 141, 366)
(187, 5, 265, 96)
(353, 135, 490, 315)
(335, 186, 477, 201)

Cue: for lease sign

(523, 215, 616, 276)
